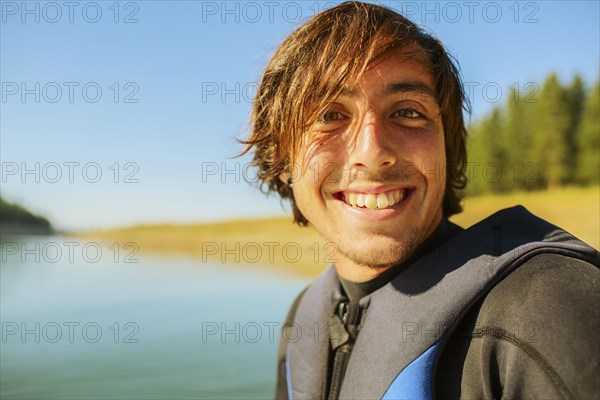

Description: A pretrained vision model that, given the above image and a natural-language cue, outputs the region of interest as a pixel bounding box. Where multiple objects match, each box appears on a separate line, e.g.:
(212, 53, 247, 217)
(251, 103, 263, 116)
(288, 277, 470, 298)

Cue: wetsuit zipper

(326, 300, 362, 400)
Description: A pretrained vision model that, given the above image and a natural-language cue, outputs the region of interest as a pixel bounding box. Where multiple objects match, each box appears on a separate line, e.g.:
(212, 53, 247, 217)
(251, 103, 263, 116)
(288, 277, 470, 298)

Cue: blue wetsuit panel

(382, 340, 442, 400)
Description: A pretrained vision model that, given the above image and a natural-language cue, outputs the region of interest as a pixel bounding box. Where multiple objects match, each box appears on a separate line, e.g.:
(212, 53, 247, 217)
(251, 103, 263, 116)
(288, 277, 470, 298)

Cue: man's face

(286, 47, 446, 280)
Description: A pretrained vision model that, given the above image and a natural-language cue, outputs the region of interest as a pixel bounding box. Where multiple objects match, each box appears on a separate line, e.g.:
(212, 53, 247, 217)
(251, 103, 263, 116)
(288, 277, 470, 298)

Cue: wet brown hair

(240, 1, 469, 225)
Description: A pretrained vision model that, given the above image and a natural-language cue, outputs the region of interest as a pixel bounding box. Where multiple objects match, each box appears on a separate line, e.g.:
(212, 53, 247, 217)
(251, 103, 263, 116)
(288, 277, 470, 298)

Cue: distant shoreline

(72, 186, 599, 277)
(0, 222, 53, 236)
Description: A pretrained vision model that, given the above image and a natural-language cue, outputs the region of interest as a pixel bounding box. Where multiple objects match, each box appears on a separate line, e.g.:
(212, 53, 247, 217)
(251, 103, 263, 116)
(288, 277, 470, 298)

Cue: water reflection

(1, 235, 308, 399)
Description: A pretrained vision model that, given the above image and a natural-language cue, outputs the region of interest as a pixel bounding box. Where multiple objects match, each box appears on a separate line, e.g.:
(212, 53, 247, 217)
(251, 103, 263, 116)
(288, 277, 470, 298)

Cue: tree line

(466, 74, 599, 195)
(0, 197, 53, 234)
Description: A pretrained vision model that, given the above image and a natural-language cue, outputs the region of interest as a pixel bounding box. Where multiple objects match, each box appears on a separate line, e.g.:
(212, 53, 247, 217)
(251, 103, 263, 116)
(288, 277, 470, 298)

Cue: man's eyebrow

(380, 82, 436, 99)
(338, 87, 358, 97)
(318, 81, 436, 101)
(332, 81, 436, 100)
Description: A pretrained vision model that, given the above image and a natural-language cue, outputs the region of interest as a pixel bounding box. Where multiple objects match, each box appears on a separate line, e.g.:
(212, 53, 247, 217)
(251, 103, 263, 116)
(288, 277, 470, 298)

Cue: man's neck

(334, 218, 459, 283)
(335, 261, 391, 282)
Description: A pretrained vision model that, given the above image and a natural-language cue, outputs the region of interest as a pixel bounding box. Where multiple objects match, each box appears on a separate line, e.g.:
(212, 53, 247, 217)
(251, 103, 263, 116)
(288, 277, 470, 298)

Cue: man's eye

(393, 108, 422, 119)
(320, 111, 345, 122)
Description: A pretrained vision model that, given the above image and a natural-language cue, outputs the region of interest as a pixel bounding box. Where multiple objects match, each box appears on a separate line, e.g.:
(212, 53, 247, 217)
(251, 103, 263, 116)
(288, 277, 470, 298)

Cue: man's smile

(333, 187, 414, 210)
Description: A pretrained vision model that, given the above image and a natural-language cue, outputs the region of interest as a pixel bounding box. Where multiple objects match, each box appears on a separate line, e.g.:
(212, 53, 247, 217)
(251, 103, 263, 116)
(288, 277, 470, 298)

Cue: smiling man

(286, 45, 447, 282)
(242, 2, 599, 399)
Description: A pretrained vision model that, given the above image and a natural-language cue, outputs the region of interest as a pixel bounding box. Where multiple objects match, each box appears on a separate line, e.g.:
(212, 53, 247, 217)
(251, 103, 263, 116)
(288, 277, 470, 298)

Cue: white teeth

(348, 193, 357, 207)
(342, 189, 408, 209)
(356, 194, 365, 207)
(397, 190, 405, 202)
(364, 193, 377, 210)
(386, 191, 395, 205)
(376, 193, 388, 208)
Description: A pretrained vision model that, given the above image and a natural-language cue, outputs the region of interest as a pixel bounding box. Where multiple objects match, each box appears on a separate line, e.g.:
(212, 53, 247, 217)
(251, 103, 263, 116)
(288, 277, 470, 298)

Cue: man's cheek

(322, 162, 344, 184)
(421, 160, 445, 186)
(299, 159, 332, 185)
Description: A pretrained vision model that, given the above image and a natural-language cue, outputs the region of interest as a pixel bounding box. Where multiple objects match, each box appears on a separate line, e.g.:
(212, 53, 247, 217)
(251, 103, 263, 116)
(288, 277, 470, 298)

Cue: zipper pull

(344, 301, 361, 341)
(338, 301, 349, 324)
(329, 301, 350, 351)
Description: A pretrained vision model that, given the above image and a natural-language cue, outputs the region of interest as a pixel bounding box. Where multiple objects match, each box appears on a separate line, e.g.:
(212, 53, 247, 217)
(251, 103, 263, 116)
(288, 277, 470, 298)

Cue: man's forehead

(319, 74, 437, 107)
(316, 44, 436, 100)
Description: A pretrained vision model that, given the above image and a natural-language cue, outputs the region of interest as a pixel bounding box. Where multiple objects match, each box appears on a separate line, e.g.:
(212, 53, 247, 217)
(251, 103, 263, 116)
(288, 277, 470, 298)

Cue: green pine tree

(576, 80, 600, 184)
(486, 108, 508, 192)
(504, 86, 536, 190)
(466, 108, 507, 194)
(530, 74, 570, 188)
(466, 118, 489, 195)
(564, 75, 586, 183)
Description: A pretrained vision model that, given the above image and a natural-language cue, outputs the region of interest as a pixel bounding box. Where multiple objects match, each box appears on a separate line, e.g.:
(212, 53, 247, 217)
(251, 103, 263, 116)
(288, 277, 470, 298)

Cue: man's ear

(279, 171, 292, 187)
(278, 170, 289, 184)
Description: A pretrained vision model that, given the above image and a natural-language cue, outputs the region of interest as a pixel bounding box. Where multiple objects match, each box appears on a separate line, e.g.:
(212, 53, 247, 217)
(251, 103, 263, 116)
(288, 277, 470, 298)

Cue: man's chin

(336, 239, 420, 270)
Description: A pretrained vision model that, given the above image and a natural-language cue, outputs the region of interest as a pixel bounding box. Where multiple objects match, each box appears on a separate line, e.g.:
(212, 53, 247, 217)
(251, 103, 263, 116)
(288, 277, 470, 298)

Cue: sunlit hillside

(453, 186, 599, 249)
(78, 186, 599, 277)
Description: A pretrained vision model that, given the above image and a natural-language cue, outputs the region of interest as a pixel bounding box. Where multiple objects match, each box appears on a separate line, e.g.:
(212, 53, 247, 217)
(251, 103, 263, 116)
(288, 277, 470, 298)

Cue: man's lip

(332, 185, 415, 196)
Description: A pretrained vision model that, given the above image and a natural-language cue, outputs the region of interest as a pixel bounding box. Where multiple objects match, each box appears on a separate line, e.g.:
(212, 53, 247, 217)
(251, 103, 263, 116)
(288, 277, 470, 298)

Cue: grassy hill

(452, 186, 599, 249)
(77, 186, 599, 277)
(78, 216, 328, 277)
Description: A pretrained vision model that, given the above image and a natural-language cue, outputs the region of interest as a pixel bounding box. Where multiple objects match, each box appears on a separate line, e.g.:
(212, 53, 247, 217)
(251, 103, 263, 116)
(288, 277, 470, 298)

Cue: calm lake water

(0, 235, 309, 399)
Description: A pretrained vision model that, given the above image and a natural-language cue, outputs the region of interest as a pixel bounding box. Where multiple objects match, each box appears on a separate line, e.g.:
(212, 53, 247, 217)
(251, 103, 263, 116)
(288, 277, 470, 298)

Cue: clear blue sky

(1, 0, 599, 231)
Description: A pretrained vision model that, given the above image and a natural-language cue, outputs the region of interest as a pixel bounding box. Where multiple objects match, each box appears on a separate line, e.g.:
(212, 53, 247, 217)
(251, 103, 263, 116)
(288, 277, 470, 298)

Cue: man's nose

(348, 114, 397, 171)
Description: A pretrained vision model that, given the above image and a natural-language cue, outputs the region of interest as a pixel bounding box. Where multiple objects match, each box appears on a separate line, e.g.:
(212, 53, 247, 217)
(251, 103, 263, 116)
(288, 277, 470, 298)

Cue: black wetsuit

(274, 210, 599, 399)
